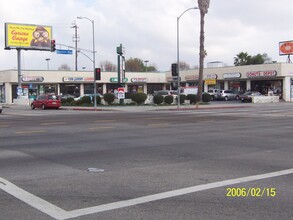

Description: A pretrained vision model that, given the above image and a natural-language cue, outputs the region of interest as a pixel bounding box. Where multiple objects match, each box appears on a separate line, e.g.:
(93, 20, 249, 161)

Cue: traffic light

(51, 40, 56, 52)
(171, 63, 178, 76)
(95, 68, 101, 80)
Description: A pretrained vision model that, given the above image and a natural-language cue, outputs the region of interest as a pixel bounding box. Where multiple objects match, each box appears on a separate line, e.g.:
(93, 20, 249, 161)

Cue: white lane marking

(0, 177, 68, 220)
(1, 168, 293, 220)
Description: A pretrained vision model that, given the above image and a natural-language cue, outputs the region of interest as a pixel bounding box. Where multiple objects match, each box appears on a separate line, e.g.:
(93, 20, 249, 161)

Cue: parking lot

(0, 103, 292, 220)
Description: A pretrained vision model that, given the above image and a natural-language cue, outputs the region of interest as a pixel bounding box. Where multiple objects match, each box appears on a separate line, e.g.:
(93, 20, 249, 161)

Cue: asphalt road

(0, 104, 292, 220)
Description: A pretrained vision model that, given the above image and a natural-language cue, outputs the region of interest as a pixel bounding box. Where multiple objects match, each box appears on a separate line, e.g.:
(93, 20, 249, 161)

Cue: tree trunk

(197, 11, 205, 102)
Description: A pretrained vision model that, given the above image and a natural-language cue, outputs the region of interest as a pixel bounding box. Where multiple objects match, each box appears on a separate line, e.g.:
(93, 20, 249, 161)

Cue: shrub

(103, 93, 115, 105)
(66, 97, 74, 103)
(95, 95, 101, 105)
(187, 94, 197, 104)
(179, 94, 187, 104)
(81, 96, 92, 104)
(202, 93, 211, 103)
(164, 95, 174, 105)
(153, 94, 164, 105)
(131, 93, 147, 105)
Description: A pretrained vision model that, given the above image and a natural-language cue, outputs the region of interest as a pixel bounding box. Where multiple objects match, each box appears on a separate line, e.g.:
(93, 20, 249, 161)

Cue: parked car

(74, 93, 103, 102)
(0, 105, 3, 113)
(31, 94, 61, 110)
(239, 91, 263, 102)
(153, 90, 178, 97)
(207, 89, 219, 101)
(215, 90, 237, 101)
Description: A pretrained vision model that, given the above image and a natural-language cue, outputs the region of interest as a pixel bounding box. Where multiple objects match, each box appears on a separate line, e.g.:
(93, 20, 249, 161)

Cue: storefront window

(147, 84, 164, 94)
(128, 85, 144, 93)
(0, 84, 5, 103)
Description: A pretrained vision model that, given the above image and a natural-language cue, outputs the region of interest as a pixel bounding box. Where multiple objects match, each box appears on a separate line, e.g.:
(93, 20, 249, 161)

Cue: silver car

(216, 90, 237, 101)
(0, 105, 3, 113)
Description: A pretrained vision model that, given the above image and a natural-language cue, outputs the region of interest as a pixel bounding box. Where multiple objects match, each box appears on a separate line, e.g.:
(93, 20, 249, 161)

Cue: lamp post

(77, 16, 97, 110)
(177, 6, 198, 108)
(144, 60, 149, 72)
(45, 58, 50, 70)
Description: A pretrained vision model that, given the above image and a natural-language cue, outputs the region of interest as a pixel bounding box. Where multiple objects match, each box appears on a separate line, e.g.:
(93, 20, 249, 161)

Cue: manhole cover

(88, 168, 104, 173)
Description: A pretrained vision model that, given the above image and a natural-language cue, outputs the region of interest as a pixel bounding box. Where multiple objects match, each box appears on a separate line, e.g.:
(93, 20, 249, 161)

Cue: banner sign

(5, 23, 52, 51)
(246, 70, 277, 78)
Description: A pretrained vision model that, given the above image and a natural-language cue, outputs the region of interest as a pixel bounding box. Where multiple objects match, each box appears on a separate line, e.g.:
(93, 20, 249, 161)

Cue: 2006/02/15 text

(226, 188, 276, 197)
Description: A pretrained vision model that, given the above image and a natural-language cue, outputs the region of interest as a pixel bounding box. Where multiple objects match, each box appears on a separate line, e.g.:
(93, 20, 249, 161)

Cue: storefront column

(246, 80, 251, 91)
(204, 83, 208, 92)
(5, 83, 12, 104)
(143, 84, 147, 94)
(224, 81, 228, 90)
(103, 84, 107, 94)
(283, 77, 291, 102)
(163, 84, 167, 90)
(57, 84, 60, 96)
(80, 84, 84, 96)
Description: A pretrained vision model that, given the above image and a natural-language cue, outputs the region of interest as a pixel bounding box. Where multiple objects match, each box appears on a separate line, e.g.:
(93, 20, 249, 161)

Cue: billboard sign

(5, 23, 52, 51)
(279, 41, 293, 55)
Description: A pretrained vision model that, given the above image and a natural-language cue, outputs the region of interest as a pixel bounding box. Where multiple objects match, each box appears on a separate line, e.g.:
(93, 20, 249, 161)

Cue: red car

(31, 95, 61, 110)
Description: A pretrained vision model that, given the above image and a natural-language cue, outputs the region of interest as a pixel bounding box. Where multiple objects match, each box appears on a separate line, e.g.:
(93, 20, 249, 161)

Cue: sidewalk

(59, 102, 255, 112)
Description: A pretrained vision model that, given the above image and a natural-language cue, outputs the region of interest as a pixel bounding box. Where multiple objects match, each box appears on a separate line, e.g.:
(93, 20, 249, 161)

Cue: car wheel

(31, 104, 35, 110)
(42, 104, 46, 110)
(224, 96, 228, 101)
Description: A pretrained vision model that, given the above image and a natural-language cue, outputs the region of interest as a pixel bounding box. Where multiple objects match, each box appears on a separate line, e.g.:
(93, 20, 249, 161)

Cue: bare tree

(100, 61, 117, 72)
(197, 0, 210, 102)
(58, 64, 71, 71)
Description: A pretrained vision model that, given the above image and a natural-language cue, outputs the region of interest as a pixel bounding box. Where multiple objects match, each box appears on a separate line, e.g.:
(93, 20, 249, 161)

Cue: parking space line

(0, 168, 292, 219)
(15, 130, 46, 134)
(41, 122, 67, 125)
(88, 126, 115, 130)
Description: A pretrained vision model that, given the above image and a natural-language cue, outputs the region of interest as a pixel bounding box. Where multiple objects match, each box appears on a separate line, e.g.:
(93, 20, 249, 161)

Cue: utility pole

(71, 21, 79, 71)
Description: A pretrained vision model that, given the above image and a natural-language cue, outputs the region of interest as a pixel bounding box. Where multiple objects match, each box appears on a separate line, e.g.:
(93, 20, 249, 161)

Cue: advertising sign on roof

(5, 23, 52, 51)
(279, 41, 293, 55)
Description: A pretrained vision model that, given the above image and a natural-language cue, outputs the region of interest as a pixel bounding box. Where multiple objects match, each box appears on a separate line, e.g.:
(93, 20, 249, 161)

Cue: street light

(77, 16, 97, 110)
(177, 6, 198, 108)
(45, 58, 50, 70)
(144, 60, 149, 72)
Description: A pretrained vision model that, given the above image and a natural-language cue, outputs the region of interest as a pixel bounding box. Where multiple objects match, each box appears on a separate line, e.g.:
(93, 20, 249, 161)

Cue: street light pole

(177, 6, 198, 108)
(45, 58, 50, 70)
(77, 16, 97, 110)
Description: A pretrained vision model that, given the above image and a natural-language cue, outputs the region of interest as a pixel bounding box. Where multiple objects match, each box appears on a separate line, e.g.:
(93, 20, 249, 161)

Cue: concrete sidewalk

(59, 102, 254, 112)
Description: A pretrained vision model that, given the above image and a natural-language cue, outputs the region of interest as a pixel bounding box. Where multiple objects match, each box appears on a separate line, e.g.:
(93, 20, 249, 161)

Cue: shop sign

(21, 76, 44, 82)
(246, 70, 277, 78)
(63, 77, 94, 82)
(185, 75, 199, 81)
(110, 77, 128, 83)
(131, 78, 148, 83)
(205, 79, 216, 85)
(203, 74, 217, 80)
(223, 72, 241, 79)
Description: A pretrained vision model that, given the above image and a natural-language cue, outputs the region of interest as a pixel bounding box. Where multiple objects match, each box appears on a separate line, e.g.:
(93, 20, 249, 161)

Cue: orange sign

(279, 41, 293, 55)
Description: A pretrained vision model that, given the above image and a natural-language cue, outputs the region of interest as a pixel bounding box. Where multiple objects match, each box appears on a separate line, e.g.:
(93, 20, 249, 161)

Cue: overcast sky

(0, 0, 292, 72)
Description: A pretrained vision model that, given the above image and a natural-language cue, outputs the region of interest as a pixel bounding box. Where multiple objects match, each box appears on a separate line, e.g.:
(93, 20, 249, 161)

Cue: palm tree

(197, 0, 210, 102)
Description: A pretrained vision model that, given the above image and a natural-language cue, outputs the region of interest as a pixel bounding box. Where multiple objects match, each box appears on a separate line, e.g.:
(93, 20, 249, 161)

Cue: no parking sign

(117, 87, 125, 99)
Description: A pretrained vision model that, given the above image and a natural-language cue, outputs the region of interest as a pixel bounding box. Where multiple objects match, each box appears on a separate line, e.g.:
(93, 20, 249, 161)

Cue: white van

(180, 87, 198, 95)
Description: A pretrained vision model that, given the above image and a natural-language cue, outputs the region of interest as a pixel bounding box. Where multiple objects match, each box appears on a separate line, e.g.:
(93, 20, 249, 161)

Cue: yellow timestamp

(226, 188, 276, 197)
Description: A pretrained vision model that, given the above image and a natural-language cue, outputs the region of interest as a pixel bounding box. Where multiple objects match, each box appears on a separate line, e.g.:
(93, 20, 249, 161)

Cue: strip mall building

(1, 63, 293, 104)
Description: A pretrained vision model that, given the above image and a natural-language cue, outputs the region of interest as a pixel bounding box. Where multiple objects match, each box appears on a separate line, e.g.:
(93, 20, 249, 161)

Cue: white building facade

(1, 63, 293, 104)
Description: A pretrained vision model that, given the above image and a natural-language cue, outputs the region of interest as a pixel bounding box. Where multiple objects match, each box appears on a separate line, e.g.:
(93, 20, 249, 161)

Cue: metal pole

(92, 20, 97, 110)
(17, 48, 21, 98)
(176, 7, 198, 109)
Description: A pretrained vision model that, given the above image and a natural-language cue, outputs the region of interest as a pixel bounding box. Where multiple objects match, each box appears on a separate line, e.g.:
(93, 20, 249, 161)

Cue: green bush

(187, 94, 197, 104)
(103, 93, 115, 105)
(179, 94, 187, 104)
(202, 93, 211, 103)
(131, 93, 147, 105)
(164, 95, 174, 105)
(95, 95, 101, 105)
(81, 96, 92, 104)
(153, 94, 164, 105)
(66, 97, 74, 103)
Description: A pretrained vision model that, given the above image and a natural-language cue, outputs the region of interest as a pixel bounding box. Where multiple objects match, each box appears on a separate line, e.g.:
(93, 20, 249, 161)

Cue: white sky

(0, 0, 292, 72)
